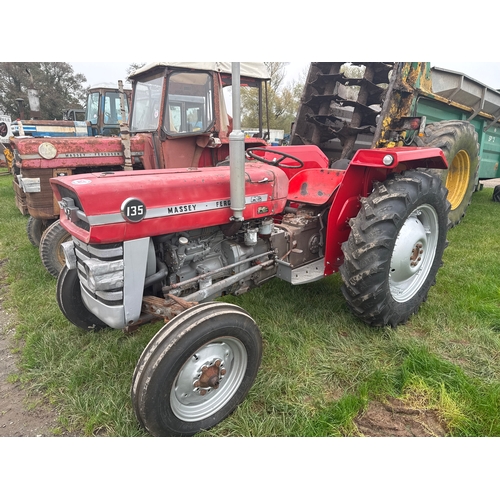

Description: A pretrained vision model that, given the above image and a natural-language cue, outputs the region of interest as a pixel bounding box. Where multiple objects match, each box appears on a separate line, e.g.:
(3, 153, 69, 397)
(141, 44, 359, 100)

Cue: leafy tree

(0, 62, 87, 120)
(126, 63, 147, 81)
(241, 62, 305, 135)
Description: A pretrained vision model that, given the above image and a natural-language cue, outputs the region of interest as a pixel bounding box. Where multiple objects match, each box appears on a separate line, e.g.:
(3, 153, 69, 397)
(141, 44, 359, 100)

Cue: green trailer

(291, 62, 500, 225)
(414, 66, 500, 181)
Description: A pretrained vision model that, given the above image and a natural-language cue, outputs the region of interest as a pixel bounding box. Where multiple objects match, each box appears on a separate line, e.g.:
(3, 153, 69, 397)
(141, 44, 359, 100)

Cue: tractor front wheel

(57, 266, 107, 331)
(26, 216, 56, 247)
(340, 170, 450, 327)
(39, 219, 72, 278)
(131, 302, 262, 436)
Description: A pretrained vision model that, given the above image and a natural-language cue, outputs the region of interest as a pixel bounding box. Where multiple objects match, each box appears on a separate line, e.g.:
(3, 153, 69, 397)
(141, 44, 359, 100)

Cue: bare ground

(354, 397, 448, 437)
(0, 258, 76, 437)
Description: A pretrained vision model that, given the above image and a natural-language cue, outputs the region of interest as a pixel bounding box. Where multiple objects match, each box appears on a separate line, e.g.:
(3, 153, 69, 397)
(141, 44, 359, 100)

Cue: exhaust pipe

(229, 62, 245, 222)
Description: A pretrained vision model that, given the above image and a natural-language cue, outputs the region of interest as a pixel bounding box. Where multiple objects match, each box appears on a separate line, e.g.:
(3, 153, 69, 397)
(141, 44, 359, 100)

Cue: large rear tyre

(414, 120, 479, 227)
(340, 170, 450, 327)
(131, 302, 263, 436)
(26, 216, 56, 247)
(39, 219, 72, 278)
(56, 266, 107, 331)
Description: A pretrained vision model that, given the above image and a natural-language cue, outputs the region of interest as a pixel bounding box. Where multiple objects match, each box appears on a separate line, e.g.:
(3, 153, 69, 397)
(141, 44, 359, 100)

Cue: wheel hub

(194, 360, 226, 396)
(410, 242, 424, 267)
(170, 337, 248, 422)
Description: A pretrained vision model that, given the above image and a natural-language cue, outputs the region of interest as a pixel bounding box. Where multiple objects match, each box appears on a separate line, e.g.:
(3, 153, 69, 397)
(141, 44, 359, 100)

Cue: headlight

(383, 154, 394, 166)
(38, 142, 57, 159)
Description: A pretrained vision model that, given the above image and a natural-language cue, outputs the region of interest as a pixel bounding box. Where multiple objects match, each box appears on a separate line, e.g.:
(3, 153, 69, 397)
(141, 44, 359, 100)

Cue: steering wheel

(246, 148, 304, 169)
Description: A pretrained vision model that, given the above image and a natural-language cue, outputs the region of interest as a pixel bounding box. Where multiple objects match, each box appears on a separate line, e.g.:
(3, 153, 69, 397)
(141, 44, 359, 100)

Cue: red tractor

(50, 63, 451, 437)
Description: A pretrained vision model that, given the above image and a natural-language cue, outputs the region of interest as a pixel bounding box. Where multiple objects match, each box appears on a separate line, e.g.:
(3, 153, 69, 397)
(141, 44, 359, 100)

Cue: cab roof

(129, 62, 270, 81)
(89, 82, 132, 91)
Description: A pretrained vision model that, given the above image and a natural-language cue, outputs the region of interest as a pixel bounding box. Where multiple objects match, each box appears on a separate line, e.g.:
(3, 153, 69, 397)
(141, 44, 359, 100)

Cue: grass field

(1, 170, 500, 437)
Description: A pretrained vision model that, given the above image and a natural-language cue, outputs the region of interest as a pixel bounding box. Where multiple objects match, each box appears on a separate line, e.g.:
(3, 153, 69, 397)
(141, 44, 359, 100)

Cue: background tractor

(8, 83, 132, 255)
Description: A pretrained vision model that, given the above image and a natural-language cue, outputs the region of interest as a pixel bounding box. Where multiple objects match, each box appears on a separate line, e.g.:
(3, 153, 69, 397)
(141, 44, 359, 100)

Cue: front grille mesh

(73, 238, 124, 305)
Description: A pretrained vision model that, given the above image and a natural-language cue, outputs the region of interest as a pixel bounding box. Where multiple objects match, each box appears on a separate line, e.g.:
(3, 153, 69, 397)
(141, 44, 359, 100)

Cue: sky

(70, 61, 500, 91)
(69, 61, 311, 87)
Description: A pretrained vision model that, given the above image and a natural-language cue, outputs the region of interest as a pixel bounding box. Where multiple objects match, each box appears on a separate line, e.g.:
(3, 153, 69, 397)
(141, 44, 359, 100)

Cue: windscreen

(130, 73, 164, 132)
(103, 91, 129, 125)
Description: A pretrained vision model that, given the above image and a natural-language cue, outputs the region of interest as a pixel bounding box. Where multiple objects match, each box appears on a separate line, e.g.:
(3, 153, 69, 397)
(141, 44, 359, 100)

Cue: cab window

(164, 71, 214, 135)
(86, 92, 100, 124)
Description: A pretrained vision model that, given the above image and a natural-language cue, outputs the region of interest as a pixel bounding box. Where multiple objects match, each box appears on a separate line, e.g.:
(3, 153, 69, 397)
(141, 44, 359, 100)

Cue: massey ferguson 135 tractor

(50, 63, 451, 437)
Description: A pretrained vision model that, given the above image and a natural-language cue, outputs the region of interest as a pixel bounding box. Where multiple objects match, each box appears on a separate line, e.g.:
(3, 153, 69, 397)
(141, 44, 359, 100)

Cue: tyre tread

(340, 170, 450, 327)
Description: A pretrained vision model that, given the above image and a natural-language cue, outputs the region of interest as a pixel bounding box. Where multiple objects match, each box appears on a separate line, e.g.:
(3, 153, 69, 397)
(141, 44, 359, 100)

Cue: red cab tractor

(50, 64, 451, 437)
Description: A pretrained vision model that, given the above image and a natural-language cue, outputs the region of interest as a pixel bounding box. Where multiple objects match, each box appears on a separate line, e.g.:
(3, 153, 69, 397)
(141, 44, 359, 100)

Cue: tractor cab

(85, 83, 132, 136)
(127, 62, 270, 169)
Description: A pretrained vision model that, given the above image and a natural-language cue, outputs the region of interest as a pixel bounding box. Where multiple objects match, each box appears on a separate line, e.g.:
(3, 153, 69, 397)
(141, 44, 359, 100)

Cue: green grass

(1, 174, 500, 436)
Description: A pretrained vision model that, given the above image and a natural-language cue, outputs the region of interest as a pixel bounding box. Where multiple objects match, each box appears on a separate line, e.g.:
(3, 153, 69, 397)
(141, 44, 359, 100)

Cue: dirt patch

(354, 396, 447, 437)
(0, 258, 76, 437)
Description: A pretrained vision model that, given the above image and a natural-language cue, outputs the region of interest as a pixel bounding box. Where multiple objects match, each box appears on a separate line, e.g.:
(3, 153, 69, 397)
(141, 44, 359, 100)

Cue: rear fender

(323, 147, 447, 274)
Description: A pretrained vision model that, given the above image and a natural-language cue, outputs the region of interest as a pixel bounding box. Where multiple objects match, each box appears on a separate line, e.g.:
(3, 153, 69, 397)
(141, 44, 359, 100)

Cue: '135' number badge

(121, 198, 146, 223)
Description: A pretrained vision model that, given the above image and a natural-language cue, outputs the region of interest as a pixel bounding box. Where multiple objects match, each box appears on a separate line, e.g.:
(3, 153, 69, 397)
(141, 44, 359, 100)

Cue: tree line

(0, 62, 87, 120)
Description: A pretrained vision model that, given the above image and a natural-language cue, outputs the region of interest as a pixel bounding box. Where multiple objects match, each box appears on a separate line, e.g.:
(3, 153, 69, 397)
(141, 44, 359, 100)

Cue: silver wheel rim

(389, 203, 439, 303)
(170, 337, 247, 422)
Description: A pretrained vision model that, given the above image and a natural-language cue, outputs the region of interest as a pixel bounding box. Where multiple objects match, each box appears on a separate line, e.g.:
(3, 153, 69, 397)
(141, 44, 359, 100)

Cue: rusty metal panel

(12, 178, 28, 215)
(22, 168, 58, 219)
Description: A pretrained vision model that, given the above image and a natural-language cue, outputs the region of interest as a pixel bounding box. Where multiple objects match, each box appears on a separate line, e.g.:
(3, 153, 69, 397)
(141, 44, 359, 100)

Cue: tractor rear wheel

(131, 302, 262, 436)
(39, 219, 71, 278)
(413, 120, 479, 227)
(57, 266, 107, 331)
(340, 170, 450, 327)
(26, 216, 56, 247)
